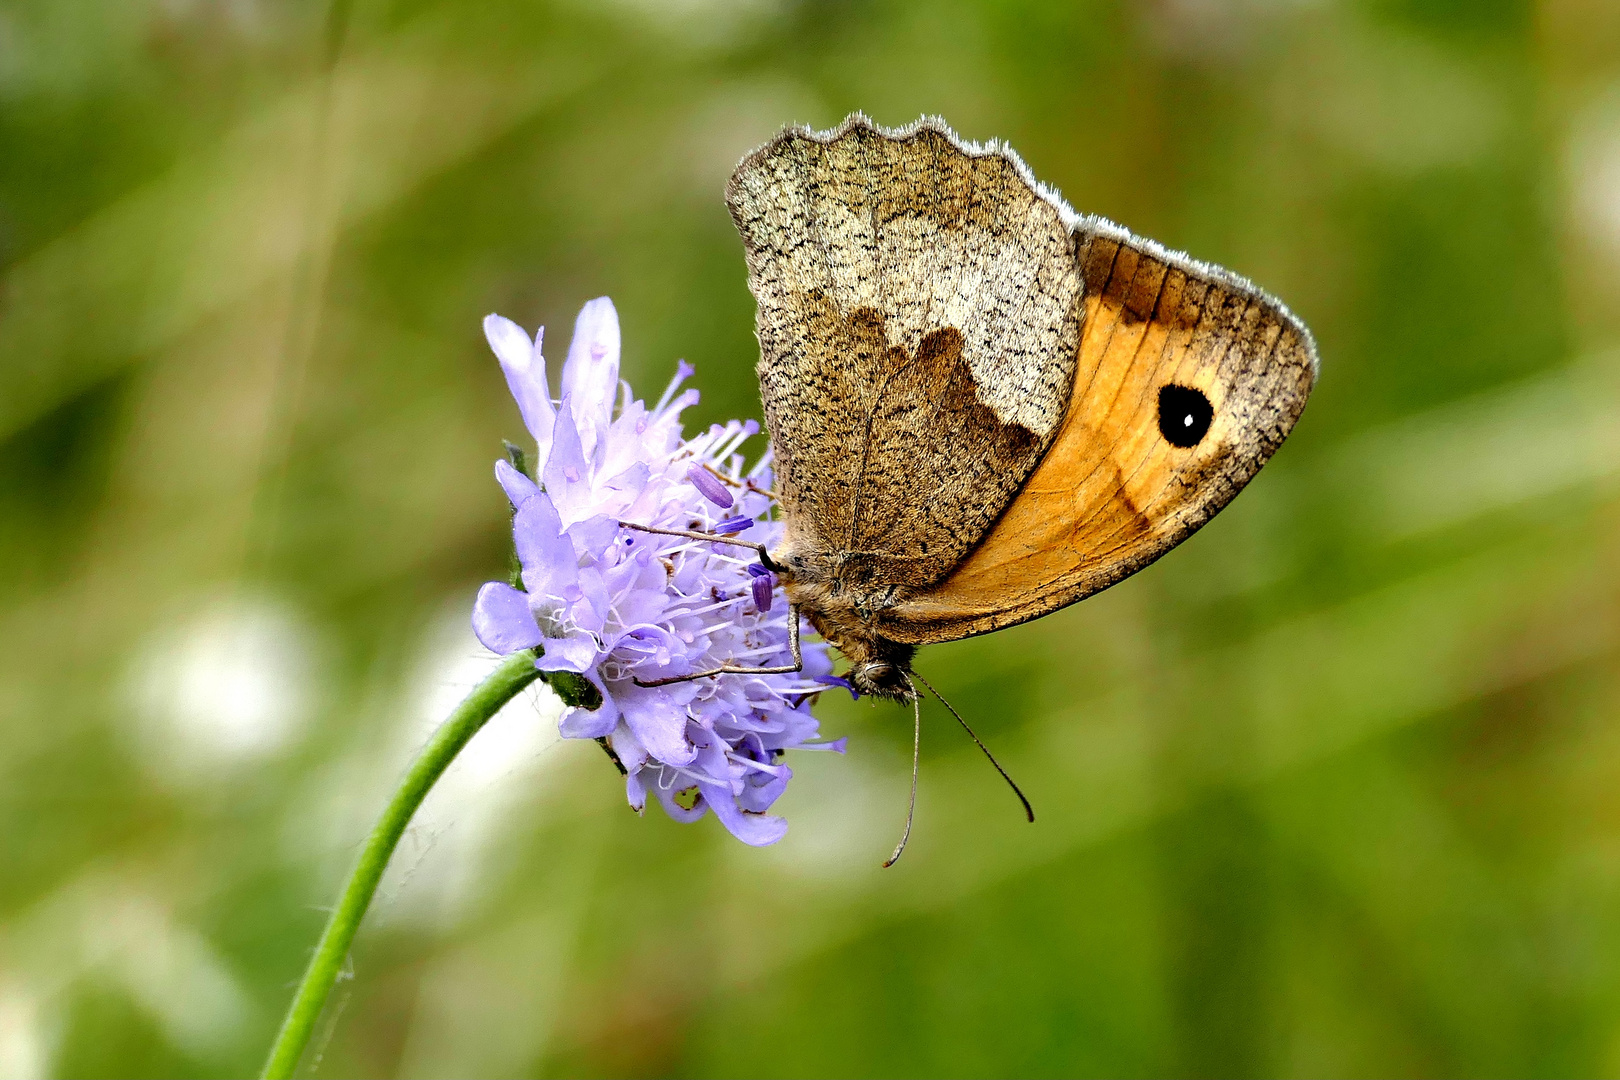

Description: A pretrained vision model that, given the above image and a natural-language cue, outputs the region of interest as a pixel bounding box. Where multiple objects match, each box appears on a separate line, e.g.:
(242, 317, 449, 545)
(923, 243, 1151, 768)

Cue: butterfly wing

(726, 116, 1084, 594)
(877, 220, 1319, 644)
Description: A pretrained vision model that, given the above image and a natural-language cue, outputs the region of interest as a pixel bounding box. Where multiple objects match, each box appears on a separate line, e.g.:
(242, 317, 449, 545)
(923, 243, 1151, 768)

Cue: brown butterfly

(627, 115, 1317, 861)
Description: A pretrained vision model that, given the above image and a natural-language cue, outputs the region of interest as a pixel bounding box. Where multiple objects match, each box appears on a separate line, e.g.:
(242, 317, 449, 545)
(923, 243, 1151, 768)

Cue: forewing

(878, 220, 1319, 644)
(726, 116, 1083, 593)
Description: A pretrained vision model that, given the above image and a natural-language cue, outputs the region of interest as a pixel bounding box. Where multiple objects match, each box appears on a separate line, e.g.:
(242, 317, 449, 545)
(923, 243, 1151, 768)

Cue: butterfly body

(726, 115, 1317, 698)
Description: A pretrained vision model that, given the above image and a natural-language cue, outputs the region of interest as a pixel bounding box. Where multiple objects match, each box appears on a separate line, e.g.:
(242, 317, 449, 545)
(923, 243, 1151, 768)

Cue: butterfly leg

(617, 521, 783, 571)
(633, 604, 803, 687)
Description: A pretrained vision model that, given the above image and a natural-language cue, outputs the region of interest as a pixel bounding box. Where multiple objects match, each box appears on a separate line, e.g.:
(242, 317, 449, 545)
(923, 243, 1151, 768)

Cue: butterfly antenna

(882, 689, 923, 868)
(911, 669, 1034, 823)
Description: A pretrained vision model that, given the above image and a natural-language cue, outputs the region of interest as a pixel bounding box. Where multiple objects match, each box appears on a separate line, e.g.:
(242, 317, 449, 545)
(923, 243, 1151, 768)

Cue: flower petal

(494, 458, 539, 508)
(738, 759, 792, 812)
(621, 689, 697, 767)
(513, 493, 578, 596)
(609, 719, 648, 771)
(560, 297, 620, 460)
(567, 514, 621, 563)
(535, 630, 600, 673)
(542, 399, 595, 525)
(484, 314, 554, 450)
(559, 671, 619, 739)
(471, 582, 542, 654)
(653, 778, 708, 823)
(698, 782, 788, 846)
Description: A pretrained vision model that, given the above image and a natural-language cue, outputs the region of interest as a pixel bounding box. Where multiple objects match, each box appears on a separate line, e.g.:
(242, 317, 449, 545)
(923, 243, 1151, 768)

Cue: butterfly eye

(1157, 385, 1212, 448)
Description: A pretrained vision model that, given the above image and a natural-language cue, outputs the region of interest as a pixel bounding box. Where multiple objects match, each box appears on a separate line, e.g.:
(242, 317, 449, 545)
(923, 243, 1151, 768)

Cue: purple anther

(716, 515, 754, 535)
(686, 463, 734, 508)
(813, 674, 860, 700)
(746, 562, 771, 578)
(750, 570, 776, 613)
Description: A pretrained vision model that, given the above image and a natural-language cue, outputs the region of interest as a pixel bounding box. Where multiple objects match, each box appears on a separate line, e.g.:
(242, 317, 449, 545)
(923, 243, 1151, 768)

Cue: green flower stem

(262, 648, 592, 1079)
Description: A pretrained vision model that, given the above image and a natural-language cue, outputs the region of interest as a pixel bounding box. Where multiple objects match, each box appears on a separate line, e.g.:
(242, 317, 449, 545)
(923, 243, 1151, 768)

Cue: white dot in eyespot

(1183, 415, 1193, 426)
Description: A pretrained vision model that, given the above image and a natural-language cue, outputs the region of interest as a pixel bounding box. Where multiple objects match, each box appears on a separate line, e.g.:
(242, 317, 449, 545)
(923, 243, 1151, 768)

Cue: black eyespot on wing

(1157, 385, 1212, 448)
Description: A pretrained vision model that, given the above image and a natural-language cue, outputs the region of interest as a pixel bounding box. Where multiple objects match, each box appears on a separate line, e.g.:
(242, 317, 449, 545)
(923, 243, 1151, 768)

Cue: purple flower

(471, 298, 843, 845)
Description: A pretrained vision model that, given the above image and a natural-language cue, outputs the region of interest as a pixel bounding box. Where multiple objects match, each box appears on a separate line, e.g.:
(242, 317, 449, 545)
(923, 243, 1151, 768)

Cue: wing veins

(842, 347, 926, 553)
(1083, 292, 1271, 563)
(1056, 249, 1174, 543)
(1068, 283, 1233, 552)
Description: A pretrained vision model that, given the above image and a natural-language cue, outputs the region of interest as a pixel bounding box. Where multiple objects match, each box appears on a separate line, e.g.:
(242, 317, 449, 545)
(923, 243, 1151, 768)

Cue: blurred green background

(2, 0, 1618, 1076)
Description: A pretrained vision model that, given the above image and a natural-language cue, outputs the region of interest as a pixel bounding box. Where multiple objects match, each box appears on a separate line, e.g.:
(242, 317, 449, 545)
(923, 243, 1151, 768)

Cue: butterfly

(628, 115, 1316, 861)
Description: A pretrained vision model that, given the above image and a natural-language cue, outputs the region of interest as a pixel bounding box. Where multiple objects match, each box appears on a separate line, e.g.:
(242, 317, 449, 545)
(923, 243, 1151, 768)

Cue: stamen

(813, 674, 859, 700)
(751, 572, 775, 613)
(654, 359, 696, 413)
(667, 598, 742, 620)
(710, 420, 757, 462)
(726, 753, 786, 775)
(797, 738, 849, 753)
(686, 464, 734, 508)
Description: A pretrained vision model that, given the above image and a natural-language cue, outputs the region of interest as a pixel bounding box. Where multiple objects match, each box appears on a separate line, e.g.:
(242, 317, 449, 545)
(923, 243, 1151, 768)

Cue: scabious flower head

(471, 297, 843, 845)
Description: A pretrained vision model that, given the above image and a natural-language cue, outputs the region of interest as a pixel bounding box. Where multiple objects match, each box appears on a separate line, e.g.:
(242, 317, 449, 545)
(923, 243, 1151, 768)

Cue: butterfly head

(834, 630, 919, 701)
(848, 654, 919, 702)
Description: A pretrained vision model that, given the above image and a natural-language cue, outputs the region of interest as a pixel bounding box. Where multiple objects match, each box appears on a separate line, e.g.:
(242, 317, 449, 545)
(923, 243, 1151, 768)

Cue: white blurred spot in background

(0, 980, 47, 1080)
(0, 871, 251, 1077)
(1571, 83, 1620, 275)
(758, 746, 889, 883)
(393, 912, 576, 1079)
(125, 594, 317, 785)
(373, 605, 574, 931)
(78, 890, 251, 1058)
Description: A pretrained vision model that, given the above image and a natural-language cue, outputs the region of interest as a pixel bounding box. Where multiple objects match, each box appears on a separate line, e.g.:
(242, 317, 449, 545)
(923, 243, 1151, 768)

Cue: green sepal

(502, 440, 531, 480)
(503, 441, 529, 589)
(534, 655, 604, 712)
